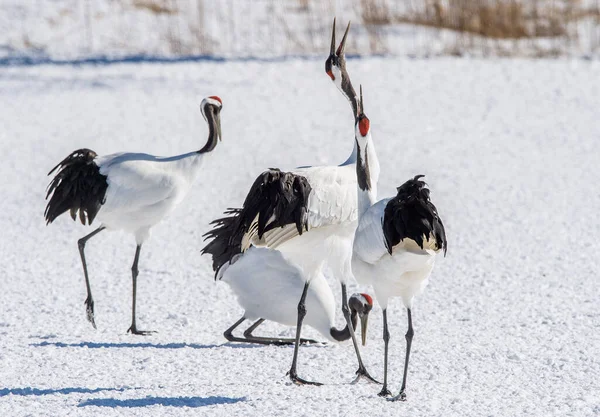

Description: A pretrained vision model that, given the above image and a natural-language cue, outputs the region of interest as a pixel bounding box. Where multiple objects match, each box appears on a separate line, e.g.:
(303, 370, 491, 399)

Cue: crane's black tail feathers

(44, 148, 108, 226)
(202, 168, 312, 279)
(383, 175, 447, 256)
(201, 208, 244, 280)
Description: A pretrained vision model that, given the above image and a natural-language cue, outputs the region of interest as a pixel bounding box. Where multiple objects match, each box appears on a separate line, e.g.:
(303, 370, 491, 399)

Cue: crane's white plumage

(222, 249, 334, 330)
(96, 151, 206, 243)
(246, 163, 360, 279)
(352, 197, 437, 309)
(296, 164, 358, 231)
(352, 198, 392, 264)
(45, 96, 223, 334)
(349, 90, 446, 400)
(202, 20, 378, 385)
(221, 247, 341, 342)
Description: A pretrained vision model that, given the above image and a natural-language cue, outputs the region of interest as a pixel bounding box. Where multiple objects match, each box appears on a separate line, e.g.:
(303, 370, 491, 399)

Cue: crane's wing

(252, 164, 357, 248)
(352, 198, 390, 265)
(355, 176, 447, 267)
(298, 164, 358, 228)
(97, 153, 182, 215)
(382, 175, 447, 256)
(202, 168, 311, 276)
(202, 165, 357, 276)
(353, 197, 438, 275)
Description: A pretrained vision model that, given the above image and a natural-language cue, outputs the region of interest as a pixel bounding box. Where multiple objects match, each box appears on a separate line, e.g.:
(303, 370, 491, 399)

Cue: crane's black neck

(339, 63, 358, 120)
(197, 105, 219, 154)
(343, 83, 357, 119)
(355, 137, 371, 192)
(355, 129, 379, 218)
(329, 309, 358, 342)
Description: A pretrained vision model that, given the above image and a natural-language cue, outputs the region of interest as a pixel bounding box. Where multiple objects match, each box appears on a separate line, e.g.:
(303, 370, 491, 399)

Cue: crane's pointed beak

(326, 18, 337, 80)
(216, 112, 222, 141)
(330, 17, 337, 56)
(360, 313, 369, 346)
(359, 84, 364, 116)
(337, 21, 351, 56)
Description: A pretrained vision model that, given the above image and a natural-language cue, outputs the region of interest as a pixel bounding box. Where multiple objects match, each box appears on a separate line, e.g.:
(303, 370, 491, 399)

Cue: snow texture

(0, 57, 599, 416)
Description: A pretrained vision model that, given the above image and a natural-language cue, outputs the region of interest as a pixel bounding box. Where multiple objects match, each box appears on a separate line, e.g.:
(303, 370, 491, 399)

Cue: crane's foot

(388, 390, 407, 402)
(378, 387, 393, 397)
(84, 296, 97, 329)
(127, 325, 156, 336)
(351, 367, 381, 384)
(286, 369, 323, 386)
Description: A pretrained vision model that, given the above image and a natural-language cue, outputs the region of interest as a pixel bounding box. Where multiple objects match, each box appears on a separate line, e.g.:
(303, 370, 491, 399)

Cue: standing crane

(350, 88, 447, 400)
(45, 96, 223, 334)
(202, 21, 378, 385)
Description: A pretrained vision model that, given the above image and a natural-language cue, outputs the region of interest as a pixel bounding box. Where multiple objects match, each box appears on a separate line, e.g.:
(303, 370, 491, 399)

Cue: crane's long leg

(341, 283, 380, 384)
(223, 316, 247, 341)
(287, 282, 322, 386)
(378, 308, 392, 397)
(391, 308, 413, 402)
(224, 318, 319, 346)
(77, 226, 105, 329)
(243, 318, 265, 337)
(127, 244, 155, 335)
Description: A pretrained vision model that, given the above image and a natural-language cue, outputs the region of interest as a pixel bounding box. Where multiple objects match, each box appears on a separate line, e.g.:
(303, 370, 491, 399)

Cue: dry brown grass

(65, 0, 600, 58)
(452, 1, 530, 38)
(132, 0, 177, 15)
(567, 6, 600, 20)
(296, 0, 311, 12)
(360, 0, 392, 25)
(360, 0, 579, 39)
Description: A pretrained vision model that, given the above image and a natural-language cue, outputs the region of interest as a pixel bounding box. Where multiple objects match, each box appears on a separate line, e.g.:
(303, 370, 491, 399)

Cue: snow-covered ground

(0, 57, 599, 416)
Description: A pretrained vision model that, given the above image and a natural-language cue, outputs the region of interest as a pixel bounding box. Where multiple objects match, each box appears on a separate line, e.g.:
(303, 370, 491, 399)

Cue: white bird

(350, 88, 447, 401)
(218, 247, 373, 346)
(202, 20, 378, 385)
(45, 96, 223, 335)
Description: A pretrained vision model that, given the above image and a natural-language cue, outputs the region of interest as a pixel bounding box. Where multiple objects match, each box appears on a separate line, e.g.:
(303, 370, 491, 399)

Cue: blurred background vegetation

(4, 0, 600, 59)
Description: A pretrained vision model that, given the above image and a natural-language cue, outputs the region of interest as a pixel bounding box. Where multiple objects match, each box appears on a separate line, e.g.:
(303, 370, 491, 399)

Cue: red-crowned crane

(351, 88, 447, 401)
(45, 96, 223, 335)
(202, 21, 379, 385)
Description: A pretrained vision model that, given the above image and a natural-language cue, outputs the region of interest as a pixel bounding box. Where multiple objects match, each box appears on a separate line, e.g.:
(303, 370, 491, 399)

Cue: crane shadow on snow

(0, 387, 131, 397)
(78, 395, 245, 408)
(30, 341, 275, 349)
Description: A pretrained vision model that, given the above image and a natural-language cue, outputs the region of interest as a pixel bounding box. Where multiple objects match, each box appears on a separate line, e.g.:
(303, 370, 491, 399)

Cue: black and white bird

(45, 96, 223, 335)
(350, 89, 447, 401)
(325, 19, 358, 119)
(217, 247, 373, 346)
(202, 21, 378, 385)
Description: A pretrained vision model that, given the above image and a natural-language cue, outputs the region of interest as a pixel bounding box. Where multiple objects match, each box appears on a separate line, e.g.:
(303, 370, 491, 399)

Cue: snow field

(0, 57, 599, 416)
